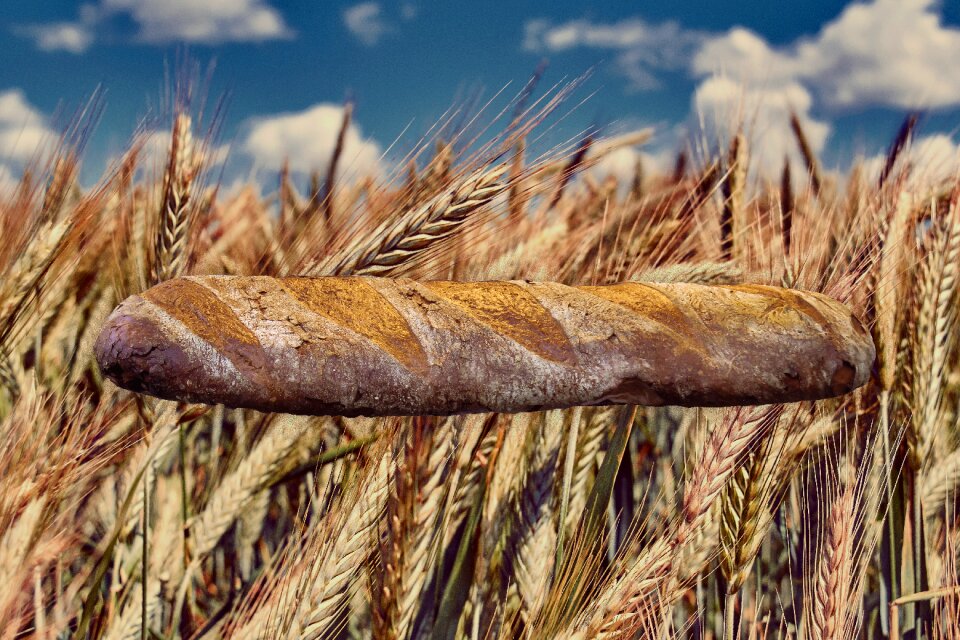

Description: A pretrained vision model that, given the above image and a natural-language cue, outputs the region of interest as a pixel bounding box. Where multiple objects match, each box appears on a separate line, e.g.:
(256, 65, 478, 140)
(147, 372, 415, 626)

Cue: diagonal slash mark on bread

(577, 281, 712, 357)
(423, 280, 577, 364)
(277, 276, 429, 374)
(140, 278, 278, 395)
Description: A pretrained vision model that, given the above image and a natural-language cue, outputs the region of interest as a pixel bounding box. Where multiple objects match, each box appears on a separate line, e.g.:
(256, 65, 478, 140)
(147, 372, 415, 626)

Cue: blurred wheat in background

(0, 73, 958, 640)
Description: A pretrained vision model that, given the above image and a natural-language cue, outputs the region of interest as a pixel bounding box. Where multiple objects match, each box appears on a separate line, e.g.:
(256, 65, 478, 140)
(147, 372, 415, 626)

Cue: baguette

(94, 276, 875, 416)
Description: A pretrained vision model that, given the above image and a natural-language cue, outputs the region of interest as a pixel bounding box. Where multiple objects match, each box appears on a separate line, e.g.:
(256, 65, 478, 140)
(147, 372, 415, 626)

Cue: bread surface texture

(94, 276, 876, 416)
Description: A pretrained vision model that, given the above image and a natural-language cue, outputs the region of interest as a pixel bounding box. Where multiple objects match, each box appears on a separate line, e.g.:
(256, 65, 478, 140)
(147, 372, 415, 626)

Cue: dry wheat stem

(912, 192, 959, 468)
(189, 415, 312, 561)
(291, 451, 392, 640)
(510, 410, 564, 621)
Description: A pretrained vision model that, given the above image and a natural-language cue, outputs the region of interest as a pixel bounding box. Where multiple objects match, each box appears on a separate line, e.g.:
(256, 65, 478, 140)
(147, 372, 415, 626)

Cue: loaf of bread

(94, 276, 875, 416)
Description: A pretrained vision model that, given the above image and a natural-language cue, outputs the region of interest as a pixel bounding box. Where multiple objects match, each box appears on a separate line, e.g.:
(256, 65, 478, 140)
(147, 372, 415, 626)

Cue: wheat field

(0, 79, 958, 640)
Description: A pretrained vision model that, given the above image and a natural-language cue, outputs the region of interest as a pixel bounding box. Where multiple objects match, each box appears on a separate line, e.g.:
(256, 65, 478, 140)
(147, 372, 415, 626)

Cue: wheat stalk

(371, 416, 455, 639)
(103, 476, 182, 640)
(875, 192, 912, 392)
(445, 415, 498, 549)
(285, 443, 392, 640)
(564, 406, 613, 533)
(790, 111, 822, 196)
(922, 446, 960, 522)
(189, 414, 313, 560)
(313, 163, 509, 276)
(677, 407, 778, 551)
(0, 219, 71, 342)
(237, 488, 271, 581)
(911, 191, 959, 468)
(0, 498, 47, 606)
(720, 132, 745, 261)
(810, 485, 855, 640)
(153, 114, 200, 283)
(508, 410, 563, 621)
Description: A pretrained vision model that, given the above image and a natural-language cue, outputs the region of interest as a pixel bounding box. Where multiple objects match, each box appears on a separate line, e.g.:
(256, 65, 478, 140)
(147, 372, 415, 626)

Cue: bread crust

(94, 276, 876, 416)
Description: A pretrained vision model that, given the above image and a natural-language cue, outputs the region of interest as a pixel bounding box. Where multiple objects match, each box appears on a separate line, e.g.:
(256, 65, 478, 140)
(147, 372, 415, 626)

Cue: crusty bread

(94, 276, 875, 416)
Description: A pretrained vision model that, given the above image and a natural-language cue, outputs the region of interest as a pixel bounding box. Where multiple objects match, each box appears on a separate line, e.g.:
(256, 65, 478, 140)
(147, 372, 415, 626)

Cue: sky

(1, 0, 960, 191)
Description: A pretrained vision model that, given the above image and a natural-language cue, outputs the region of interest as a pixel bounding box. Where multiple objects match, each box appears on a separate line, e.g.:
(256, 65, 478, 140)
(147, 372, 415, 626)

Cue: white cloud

(525, 1, 960, 110)
(343, 2, 392, 46)
(862, 134, 960, 189)
(133, 128, 230, 175)
(0, 89, 57, 193)
(0, 164, 17, 195)
(0, 90, 45, 128)
(242, 104, 382, 181)
(0, 89, 57, 165)
(523, 17, 708, 90)
(692, 28, 797, 84)
(102, 0, 292, 43)
(588, 146, 643, 185)
(676, 0, 960, 180)
(690, 76, 830, 178)
(20, 22, 94, 54)
(587, 146, 678, 188)
(693, 0, 960, 110)
(21, 0, 292, 50)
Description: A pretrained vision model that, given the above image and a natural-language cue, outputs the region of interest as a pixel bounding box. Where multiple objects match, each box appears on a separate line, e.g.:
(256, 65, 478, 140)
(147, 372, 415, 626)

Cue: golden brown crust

(139, 278, 278, 399)
(94, 276, 876, 416)
(277, 277, 428, 373)
(141, 278, 261, 351)
(424, 280, 576, 364)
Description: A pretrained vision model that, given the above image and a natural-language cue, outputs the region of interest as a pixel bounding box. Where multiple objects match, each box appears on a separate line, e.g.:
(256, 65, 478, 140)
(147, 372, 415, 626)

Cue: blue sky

(1, 0, 959, 190)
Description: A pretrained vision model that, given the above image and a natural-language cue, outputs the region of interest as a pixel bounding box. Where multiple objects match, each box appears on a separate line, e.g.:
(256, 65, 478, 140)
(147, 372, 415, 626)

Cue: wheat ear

(790, 111, 822, 196)
(153, 114, 199, 283)
(564, 406, 613, 532)
(291, 449, 392, 640)
(811, 485, 855, 640)
(911, 191, 959, 468)
(0, 498, 47, 606)
(719, 132, 745, 261)
(579, 407, 778, 638)
(508, 410, 564, 621)
(634, 261, 743, 285)
(371, 416, 456, 638)
(189, 415, 313, 560)
(315, 163, 509, 276)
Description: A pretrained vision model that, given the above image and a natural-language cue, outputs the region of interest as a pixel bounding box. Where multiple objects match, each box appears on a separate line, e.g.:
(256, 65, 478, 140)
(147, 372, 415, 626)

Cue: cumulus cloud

(343, 2, 392, 46)
(523, 17, 709, 90)
(525, 1, 960, 111)
(0, 89, 57, 192)
(131, 128, 230, 176)
(676, 0, 960, 180)
(0, 90, 45, 127)
(242, 104, 382, 181)
(105, 0, 293, 44)
(20, 0, 292, 50)
(0, 89, 57, 164)
(589, 146, 641, 181)
(693, 0, 960, 110)
(0, 164, 17, 195)
(862, 134, 960, 189)
(587, 144, 677, 187)
(19, 22, 94, 53)
(686, 76, 831, 182)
